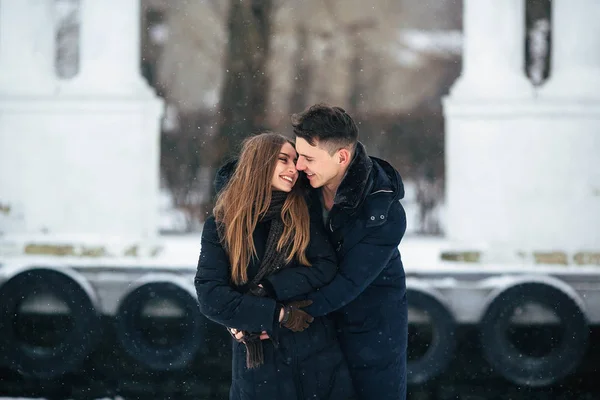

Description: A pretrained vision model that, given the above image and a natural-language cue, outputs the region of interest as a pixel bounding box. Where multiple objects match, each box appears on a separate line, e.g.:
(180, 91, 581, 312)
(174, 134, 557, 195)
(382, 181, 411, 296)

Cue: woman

(195, 133, 355, 400)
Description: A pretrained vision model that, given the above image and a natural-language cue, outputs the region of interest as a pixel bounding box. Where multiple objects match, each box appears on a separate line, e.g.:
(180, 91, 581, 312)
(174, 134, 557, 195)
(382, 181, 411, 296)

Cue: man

(266, 103, 408, 399)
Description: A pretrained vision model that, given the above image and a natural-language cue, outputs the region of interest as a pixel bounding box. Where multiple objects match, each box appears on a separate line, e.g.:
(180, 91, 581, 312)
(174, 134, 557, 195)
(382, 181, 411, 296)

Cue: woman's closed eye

(280, 157, 297, 166)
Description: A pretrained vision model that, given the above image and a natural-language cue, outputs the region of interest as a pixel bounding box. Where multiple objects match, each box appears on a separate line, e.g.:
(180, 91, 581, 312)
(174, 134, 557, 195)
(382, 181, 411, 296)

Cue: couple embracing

(195, 103, 408, 400)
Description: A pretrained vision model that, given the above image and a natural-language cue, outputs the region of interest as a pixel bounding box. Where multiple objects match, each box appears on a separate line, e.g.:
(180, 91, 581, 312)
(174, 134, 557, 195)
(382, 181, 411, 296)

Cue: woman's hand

(247, 282, 268, 297)
(229, 327, 270, 341)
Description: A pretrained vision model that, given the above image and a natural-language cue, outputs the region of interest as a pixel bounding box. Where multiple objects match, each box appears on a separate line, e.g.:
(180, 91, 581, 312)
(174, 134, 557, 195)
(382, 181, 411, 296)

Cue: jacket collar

(331, 141, 405, 211)
(333, 142, 374, 210)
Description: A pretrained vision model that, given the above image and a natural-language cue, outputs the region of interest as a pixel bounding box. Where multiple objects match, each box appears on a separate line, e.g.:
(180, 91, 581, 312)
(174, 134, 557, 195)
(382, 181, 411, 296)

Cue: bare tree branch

(205, 0, 227, 19)
(322, 0, 341, 28)
(273, 0, 294, 12)
(321, 0, 376, 38)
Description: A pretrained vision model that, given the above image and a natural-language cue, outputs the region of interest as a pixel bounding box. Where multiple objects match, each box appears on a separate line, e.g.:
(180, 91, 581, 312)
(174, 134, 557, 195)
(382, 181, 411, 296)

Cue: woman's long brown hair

(214, 133, 311, 285)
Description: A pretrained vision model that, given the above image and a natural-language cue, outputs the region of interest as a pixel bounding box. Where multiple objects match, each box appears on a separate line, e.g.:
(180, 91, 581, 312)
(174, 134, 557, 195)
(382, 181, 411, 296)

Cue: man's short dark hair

(291, 103, 358, 154)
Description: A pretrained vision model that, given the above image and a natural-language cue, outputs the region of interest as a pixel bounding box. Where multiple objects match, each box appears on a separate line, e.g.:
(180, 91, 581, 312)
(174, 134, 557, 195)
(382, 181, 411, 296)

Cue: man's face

(295, 137, 342, 188)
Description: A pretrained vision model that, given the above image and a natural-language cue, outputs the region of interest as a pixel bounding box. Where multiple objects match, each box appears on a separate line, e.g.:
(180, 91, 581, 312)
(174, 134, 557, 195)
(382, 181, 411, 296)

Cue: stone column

(443, 0, 600, 258)
(450, 0, 532, 98)
(0, 0, 56, 94)
(539, 0, 600, 98)
(1, 0, 164, 241)
(72, 0, 147, 94)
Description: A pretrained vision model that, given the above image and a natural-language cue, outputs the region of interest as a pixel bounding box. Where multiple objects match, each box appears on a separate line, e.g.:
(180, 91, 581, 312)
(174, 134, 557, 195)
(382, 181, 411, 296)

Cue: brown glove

(280, 300, 314, 332)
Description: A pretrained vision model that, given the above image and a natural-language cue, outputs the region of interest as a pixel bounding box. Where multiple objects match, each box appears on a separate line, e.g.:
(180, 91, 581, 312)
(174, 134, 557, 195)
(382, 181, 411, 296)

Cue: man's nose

(296, 158, 306, 171)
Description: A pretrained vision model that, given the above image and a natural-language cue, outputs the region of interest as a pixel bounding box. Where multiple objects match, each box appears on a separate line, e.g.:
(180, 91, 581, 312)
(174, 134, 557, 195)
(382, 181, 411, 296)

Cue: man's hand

(229, 328, 270, 341)
(280, 300, 314, 332)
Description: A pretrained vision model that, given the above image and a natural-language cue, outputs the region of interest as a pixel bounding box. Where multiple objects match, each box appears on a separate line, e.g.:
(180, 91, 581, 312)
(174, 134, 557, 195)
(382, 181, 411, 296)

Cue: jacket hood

(214, 159, 238, 194)
(334, 142, 405, 210)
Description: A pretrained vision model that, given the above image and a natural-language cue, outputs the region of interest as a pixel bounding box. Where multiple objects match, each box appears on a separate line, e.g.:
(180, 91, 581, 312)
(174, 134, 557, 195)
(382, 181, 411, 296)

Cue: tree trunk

(213, 0, 274, 169)
(288, 24, 311, 114)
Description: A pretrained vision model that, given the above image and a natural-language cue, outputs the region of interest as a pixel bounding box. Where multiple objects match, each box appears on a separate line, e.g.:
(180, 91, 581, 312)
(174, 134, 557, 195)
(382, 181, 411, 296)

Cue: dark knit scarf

(243, 190, 292, 369)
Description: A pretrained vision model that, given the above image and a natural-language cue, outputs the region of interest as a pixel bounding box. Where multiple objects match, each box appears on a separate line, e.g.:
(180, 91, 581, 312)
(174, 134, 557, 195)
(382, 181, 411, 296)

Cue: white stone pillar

(70, 0, 147, 95)
(443, 0, 600, 258)
(0, 0, 57, 94)
(1, 0, 164, 242)
(539, 0, 600, 98)
(450, 0, 532, 98)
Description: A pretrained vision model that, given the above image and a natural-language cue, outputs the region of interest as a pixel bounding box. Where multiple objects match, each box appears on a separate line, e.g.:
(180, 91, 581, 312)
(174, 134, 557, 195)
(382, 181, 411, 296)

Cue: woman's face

(271, 142, 299, 192)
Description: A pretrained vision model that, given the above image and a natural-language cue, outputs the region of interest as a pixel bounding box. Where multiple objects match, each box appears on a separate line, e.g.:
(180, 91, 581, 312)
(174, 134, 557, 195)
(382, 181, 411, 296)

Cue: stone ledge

(440, 250, 600, 266)
(1, 240, 163, 259)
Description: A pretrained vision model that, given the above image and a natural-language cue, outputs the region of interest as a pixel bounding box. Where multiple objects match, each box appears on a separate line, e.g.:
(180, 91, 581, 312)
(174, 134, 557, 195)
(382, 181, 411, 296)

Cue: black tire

(0, 268, 102, 379)
(406, 288, 456, 385)
(479, 281, 589, 387)
(114, 281, 205, 371)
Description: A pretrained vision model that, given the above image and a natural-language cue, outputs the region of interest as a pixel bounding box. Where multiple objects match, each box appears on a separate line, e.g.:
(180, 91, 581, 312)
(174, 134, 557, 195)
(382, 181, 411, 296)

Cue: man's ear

(337, 148, 351, 166)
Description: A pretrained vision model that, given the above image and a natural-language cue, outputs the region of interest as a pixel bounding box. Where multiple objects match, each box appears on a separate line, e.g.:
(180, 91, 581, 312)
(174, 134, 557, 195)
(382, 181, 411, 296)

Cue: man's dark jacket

(266, 142, 408, 400)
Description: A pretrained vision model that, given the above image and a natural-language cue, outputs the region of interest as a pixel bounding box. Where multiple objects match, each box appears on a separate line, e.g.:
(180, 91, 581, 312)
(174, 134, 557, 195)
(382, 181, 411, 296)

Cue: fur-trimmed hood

(334, 142, 405, 211)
